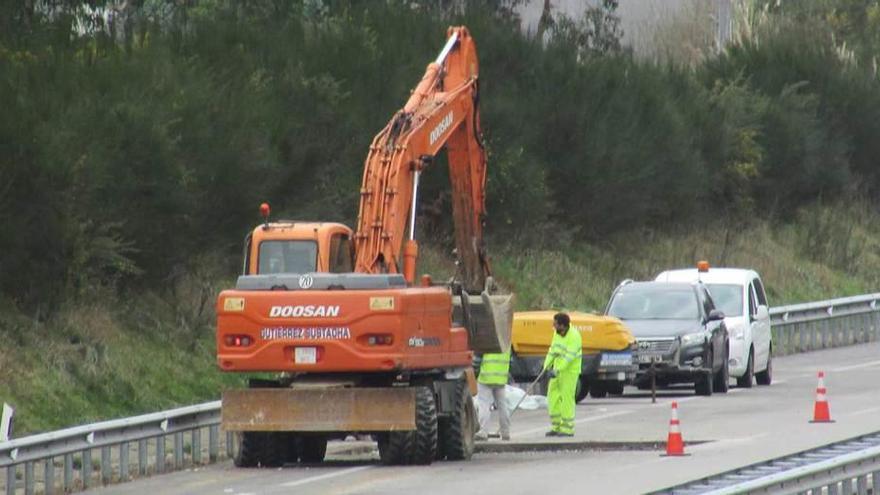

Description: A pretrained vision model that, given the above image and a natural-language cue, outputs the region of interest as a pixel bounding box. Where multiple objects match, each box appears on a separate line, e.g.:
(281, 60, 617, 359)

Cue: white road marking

(848, 406, 880, 417)
(832, 359, 880, 372)
(279, 465, 373, 488)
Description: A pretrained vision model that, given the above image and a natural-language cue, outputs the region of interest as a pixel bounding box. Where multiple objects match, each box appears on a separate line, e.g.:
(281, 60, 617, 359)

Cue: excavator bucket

(454, 291, 514, 354)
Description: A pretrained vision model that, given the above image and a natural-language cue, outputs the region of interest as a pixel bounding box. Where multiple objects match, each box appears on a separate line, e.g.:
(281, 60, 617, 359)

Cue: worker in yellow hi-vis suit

(543, 312, 582, 437)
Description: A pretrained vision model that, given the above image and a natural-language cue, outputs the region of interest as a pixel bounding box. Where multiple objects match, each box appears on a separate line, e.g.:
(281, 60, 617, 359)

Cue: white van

(655, 263, 772, 387)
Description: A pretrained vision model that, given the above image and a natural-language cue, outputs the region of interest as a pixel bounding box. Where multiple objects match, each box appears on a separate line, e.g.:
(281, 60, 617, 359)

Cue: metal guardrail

(769, 293, 880, 356)
(653, 431, 880, 494)
(0, 401, 231, 494)
(2, 293, 880, 494)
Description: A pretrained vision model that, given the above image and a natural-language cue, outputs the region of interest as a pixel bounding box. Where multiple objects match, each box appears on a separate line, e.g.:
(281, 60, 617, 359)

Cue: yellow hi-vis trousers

(548, 372, 578, 434)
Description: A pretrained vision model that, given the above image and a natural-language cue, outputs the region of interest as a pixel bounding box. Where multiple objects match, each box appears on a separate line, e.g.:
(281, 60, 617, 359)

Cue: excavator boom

(354, 27, 490, 293)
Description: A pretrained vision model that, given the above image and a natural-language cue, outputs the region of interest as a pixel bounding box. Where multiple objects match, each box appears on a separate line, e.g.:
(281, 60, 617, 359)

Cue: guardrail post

(63, 454, 72, 491)
(874, 311, 880, 341)
(138, 439, 147, 476)
(825, 318, 834, 348)
(858, 312, 865, 342)
(82, 449, 92, 489)
(788, 323, 796, 353)
(174, 432, 183, 469)
(192, 428, 202, 465)
(803, 321, 811, 352)
(101, 446, 111, 484)
(23, 461, 33, 495)
(209, 425, 218, 462)
(45, 458, 54, 495)
(827, 480, 839, 495)
(822, 318, 830, 348)
(156, 436, 165, 474)
(807, 321, 815, 352)
(6, 465, 15, 495)
(773, 326, 783, 355)
(120, 441, 129, 481)
(856, 474, 867, 494)
(832, 317, 840, 347)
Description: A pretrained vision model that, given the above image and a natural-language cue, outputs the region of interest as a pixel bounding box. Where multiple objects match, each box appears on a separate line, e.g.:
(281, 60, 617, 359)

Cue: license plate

(600, 352, 632, 366)
(295, 347, 317, 364)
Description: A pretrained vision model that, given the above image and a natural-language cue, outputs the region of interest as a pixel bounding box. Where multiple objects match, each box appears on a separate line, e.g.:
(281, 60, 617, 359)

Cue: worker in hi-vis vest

(475, 347, 512, 441)
(543, 312, 582, 437)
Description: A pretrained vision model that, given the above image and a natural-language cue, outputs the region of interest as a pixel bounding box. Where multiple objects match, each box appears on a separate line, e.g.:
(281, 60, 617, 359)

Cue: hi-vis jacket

(543, 328, 582, 376)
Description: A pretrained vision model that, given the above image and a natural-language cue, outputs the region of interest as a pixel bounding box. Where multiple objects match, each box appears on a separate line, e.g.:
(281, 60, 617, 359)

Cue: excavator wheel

(438, 378, 476, 461)
(233, 432, 284, 468)
(298, 436, 328, 463)
(378, 386, 438, 465)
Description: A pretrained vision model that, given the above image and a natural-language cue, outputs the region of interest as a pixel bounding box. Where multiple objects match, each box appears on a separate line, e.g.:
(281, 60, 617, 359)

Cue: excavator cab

(242, 204, 354, 275)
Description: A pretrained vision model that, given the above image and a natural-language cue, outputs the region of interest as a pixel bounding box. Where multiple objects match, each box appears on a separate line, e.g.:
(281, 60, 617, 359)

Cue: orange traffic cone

(663, 401, 687, 456)
(810, 371, 835, 423)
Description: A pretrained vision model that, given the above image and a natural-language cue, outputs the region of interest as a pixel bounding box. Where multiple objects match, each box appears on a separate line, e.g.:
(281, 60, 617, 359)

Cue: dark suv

(604, 281, 729, 396)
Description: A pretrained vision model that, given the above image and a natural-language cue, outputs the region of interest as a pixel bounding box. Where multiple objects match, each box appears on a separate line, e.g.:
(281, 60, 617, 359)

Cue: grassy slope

(3, 213, 879, 434)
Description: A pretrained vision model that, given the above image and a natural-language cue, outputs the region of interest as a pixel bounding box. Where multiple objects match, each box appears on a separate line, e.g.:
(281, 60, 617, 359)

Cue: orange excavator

(216, 26, 513, 467)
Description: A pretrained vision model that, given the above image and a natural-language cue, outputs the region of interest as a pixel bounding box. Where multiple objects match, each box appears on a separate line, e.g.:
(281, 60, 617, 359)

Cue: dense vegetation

(3, 0, 880, 432)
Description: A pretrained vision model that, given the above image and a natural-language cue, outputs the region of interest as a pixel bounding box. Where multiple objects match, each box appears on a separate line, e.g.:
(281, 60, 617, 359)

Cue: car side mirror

(754, 305, 769, 321)
(708, 309, 725, 322)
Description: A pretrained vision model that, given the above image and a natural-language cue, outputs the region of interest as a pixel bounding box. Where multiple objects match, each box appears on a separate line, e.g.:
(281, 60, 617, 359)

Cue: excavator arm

(354, 27, 490, 294)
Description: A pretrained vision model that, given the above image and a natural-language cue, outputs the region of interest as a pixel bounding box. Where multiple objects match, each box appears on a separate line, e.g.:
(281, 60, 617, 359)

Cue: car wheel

(574, 377, 590, 403)
(756, 346, 772, 386)
(737, 347, 754, 388)
(694, 351, 714, 396)
(607, 382, 625, 396)
(713, 347, 729, 394)
(589, 383, 607, 399)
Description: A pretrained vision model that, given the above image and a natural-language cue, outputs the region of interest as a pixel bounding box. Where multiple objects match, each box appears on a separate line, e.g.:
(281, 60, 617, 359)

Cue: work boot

(545, 431, 560, 437)
(557, 432, 574, 437)
(501, 432, 511, 441)
(475, 431, 489, 441)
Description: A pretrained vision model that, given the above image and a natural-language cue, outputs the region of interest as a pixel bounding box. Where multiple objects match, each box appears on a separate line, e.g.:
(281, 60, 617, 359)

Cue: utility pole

(716, 0, 732, 50)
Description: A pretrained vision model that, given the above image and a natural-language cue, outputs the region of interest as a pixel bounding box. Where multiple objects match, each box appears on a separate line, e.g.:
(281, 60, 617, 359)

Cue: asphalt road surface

(86, 342, 880, 495)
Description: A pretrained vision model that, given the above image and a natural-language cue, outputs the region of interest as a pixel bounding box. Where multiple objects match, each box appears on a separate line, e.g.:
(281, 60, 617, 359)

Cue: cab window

(700, 288, 714, 316)
(706, 284, 743, 317)
(753, 278, 768, 306)
(329, 234, 353, 273)
(258, 240, 318, 274)
(242, 233, 253, 275)
(748, 283, 758, 317)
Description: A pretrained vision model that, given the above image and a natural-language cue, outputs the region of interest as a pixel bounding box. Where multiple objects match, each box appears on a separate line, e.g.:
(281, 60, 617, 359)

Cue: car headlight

(680, 332, 706, 346)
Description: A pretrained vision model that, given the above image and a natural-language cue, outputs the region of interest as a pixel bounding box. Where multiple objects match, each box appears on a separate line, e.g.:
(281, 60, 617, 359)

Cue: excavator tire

(298, 436, 328, 463)
(280, 433, 300, 464)
(378, 386, 438, 465)
(234, 432, 284, 468)
(438, 378, 476, 461)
